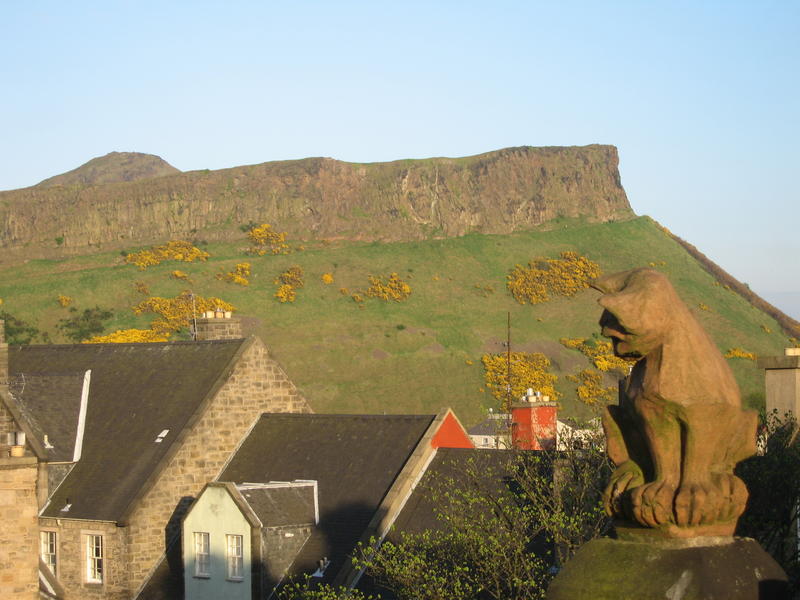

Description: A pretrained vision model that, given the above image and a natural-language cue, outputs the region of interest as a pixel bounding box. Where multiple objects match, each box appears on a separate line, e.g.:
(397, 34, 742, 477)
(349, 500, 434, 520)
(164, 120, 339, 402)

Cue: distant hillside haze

(0, 145, 632, 262)
(34, 151, 180, 188)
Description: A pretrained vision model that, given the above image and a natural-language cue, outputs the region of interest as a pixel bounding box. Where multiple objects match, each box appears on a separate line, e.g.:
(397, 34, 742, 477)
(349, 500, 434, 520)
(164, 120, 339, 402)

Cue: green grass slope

(0, 217, 790, 425)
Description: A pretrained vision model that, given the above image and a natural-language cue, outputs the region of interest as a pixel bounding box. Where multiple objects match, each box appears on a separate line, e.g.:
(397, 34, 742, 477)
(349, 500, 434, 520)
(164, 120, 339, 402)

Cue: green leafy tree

(56, 306, 114, 342)
(0, 311, 41, 345)
(736, 411, 800, 593)
(356, 430, 611, 599)
(277, 575, 378, 600)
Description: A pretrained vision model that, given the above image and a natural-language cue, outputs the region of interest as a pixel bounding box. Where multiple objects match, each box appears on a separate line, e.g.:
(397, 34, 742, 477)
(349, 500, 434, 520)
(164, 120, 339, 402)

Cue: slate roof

(13, 372, 86, 463)
(388, 448, 517, 537)
(467, 415, 511, 436)
(219, 413, 435, 584)
(237, 483, 317, 527)
(10, 339, 248, 521)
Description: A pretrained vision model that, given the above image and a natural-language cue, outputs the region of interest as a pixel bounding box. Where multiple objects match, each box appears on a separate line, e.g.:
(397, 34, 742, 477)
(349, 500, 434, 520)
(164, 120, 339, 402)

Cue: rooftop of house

(467, 414, 511, 436)
(236, 481, 318, 528)
(219, 413, 436, 584)
(388, 447, 520, 537)
(9, 339, 250, 521)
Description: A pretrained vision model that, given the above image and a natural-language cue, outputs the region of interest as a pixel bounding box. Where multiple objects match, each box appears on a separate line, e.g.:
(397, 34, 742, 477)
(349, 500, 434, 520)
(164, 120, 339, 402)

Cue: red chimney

(511, 390, 558, 450)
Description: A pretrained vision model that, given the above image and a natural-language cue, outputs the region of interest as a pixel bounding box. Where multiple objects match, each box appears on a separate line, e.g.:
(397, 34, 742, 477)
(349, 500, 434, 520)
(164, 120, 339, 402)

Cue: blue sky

(2, 1, 798, 319)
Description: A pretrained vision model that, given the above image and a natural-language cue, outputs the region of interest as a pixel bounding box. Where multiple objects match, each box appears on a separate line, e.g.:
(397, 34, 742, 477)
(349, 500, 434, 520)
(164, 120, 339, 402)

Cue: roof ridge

(10, 338, 246, 349)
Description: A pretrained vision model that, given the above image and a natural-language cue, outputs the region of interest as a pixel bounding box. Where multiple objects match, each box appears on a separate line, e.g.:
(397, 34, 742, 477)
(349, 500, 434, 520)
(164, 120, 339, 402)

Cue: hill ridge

(35, 151, 180, 188)
(0, 145, 632, 263)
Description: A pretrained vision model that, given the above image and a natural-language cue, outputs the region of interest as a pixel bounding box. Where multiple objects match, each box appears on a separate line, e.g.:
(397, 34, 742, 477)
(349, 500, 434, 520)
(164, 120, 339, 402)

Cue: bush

(365, 273, 411, 302)
(481, 352, 559, 411)
(217, 263, 251, 286)
(507, 251, 601, 305)
(125, 240, 210, 270)
(247, 223, 291, 255)
(0, 311, 41, 345)
(57, 306, 114, 342)
(134, 291, 235, 336)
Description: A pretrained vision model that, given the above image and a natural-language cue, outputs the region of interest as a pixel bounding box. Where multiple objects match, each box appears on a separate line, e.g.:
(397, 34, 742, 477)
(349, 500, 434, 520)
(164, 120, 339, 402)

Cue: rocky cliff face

(35, 151, 180, 188)
(0, 145, 632, 261)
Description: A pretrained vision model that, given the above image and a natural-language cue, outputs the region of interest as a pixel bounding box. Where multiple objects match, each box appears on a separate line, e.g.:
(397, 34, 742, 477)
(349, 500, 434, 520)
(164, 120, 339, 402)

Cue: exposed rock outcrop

(0, 145, 632, 262)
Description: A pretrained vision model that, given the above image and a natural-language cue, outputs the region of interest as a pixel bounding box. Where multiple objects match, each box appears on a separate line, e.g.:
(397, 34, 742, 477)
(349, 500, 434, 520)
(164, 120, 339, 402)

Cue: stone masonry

(193, 315, 243, 341)
(0, 456, 39, 600)
(126, 336, 310, 597)
(38, 518, 127, 600)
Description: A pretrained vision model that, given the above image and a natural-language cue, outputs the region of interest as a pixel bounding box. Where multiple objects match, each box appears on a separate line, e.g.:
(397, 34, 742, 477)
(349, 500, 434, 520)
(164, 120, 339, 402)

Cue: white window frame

(85, 533, 104, 584)
(40, 530, 57, 575)
(194, 532, 210, 578)
(225, 534, 243, 581)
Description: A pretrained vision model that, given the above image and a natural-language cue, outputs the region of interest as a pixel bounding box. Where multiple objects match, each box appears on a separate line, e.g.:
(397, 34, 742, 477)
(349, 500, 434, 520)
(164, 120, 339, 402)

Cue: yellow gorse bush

(274, 284, 296, 303)
(125, 240, 210, 270)
(83, 328, 170, 344)
(247, 223, 291, 255)
(134, 291, 235, 335)
(481, 351, 559, 412)
(506, 251, 601, 304)
(275, 266, 304, 288)
(171, 270, 190, 281)
(273, 266, 304, 303)
(321, 273, 334, 285)
(365, 273, 412, 302)
(725, 347, 757, 361)
(567, 369, 618, 405)
(559, 337, 634, 375)
(218, 263, 251, 286)
(57, 295, 73, 307)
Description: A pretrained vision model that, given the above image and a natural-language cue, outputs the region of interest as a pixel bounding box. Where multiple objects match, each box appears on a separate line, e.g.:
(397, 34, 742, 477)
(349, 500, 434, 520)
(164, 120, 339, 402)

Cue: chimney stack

(192, 310, 243, 341)
(511, 389, 558, 450)
(758, 348, 800, 419)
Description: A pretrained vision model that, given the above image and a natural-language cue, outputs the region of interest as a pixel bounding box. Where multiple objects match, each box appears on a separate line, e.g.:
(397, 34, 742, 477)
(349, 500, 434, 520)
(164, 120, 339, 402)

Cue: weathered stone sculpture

(547, 267, 789, 600)
(594, 267, 757, 537)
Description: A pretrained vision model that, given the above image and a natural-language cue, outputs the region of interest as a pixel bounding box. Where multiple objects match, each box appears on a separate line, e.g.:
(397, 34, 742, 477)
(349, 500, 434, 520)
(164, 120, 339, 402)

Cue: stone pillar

(0, 456, 39, 600)
(757, 348, 800, 419)
(192, 311, 243, 341)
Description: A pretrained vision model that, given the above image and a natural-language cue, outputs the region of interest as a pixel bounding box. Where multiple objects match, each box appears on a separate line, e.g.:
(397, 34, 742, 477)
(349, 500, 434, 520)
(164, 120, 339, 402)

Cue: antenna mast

(190, 291, 198, 341)
(506, 311, 512, 411)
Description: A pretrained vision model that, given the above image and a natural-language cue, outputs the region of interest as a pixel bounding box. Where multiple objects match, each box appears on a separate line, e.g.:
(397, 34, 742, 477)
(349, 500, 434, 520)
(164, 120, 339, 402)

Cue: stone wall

(0, 457, 39, 600)
(39, 517, 128, 600)
(126, 337, 310, 597)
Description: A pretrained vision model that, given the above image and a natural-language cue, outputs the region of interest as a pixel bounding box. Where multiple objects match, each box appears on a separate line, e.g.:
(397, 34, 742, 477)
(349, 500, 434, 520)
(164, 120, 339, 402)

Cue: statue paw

(674, 481, 721, 526)
(631, 480, 676, 527)
(712, 473, 748, 522)
(603, 461, 644, 516)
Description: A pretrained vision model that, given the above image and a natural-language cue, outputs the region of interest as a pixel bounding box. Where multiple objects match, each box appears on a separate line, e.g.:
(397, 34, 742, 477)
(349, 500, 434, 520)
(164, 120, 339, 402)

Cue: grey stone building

(0, 315, 310, 600)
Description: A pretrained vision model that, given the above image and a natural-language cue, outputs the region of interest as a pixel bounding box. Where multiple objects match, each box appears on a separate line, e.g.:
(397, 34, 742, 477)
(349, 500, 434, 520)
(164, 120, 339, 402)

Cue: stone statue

(547, 268, 788, 599)
(592, 268, 757, 537)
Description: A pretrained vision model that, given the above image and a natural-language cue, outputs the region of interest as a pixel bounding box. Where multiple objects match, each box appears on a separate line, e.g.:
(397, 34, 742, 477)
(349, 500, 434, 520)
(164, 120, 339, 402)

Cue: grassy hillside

(0, 216, 790, 425)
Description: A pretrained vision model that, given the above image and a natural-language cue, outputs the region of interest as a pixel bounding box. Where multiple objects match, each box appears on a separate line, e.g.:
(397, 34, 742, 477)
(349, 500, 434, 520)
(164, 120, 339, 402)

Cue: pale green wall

(183, 486, 252, 600)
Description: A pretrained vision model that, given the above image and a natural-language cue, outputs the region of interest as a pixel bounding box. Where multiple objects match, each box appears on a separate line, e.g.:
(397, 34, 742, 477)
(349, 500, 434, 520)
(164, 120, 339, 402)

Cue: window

(226, 534, 243, 580)
(85, 534, 103, 583)
(194, 532, 210, 577)
(40, 531, 57, 575)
